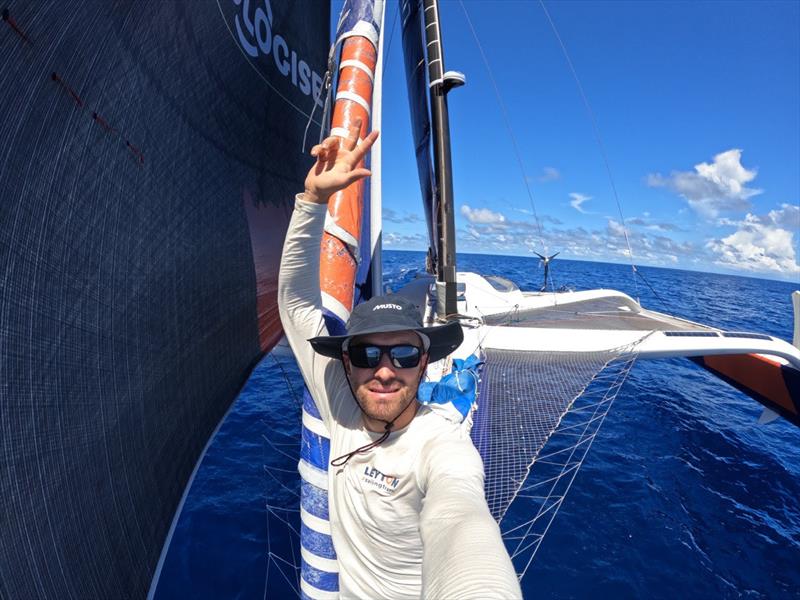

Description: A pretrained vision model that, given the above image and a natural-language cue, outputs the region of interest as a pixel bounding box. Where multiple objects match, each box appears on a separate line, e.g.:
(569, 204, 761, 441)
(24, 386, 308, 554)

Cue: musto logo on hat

(373, 303, 402, 311)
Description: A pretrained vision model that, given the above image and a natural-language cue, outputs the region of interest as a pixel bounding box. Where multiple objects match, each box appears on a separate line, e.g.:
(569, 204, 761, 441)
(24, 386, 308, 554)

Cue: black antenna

(535, 251, 559, 291)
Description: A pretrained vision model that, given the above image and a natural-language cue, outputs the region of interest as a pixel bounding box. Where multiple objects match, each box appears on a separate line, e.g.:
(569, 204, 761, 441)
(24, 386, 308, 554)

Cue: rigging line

(382, 0, 400, 77)
(458, 0, 548, 257)
(633, 265, 669, 312)
(270, 353, 303, 408)
(516, 354, 637, 578)
(303, 69, 330, 151)
(537, 0, 640, 301)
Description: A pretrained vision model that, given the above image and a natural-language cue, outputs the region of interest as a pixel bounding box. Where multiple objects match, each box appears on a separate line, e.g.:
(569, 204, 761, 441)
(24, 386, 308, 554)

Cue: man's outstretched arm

(278, 124, 379, 412)
(278, 197, 329, 404)
(419, 439, 522, 599)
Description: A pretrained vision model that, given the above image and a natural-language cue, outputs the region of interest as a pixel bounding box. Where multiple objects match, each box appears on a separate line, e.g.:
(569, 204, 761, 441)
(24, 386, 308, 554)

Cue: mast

(420, 0, 464, 319)
(369, 0, 387, 298)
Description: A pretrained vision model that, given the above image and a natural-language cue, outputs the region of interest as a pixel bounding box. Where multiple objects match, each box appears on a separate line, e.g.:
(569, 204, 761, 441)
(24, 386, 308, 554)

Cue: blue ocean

(155, 250, 800, 599)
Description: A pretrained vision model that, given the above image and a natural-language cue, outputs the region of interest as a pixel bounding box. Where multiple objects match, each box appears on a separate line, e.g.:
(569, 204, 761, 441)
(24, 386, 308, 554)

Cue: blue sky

(339, 1, 799, 282)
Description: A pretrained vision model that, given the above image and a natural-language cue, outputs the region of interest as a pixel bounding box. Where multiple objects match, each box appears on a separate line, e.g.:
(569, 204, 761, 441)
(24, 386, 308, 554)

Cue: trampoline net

(472, 346, 639, 578)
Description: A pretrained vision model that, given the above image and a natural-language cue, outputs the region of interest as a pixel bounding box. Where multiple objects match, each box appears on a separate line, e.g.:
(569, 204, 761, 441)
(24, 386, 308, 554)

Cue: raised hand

(303, 121, 380, 204)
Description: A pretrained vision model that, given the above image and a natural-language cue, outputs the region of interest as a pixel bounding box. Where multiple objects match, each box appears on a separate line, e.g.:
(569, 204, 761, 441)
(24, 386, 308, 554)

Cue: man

(278, 124, 521, 599)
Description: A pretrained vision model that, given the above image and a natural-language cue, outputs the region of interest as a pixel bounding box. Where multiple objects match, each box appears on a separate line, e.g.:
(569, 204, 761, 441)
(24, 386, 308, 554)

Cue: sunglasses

(347, 344, 422, 369)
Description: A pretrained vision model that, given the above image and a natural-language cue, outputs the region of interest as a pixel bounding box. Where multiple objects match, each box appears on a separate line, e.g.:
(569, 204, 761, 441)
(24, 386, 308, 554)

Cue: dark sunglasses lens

(348, 344, 421, 368)
(349, 345, 381, 368)
(390, 345, 420, 368)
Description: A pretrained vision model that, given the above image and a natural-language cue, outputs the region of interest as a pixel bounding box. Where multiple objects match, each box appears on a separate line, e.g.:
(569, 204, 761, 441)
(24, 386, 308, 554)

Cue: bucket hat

(309, 294, 463, 362)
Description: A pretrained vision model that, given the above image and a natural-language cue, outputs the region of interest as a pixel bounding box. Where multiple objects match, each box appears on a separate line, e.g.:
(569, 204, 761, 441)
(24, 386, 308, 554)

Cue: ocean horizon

(383, 247, 800, 285)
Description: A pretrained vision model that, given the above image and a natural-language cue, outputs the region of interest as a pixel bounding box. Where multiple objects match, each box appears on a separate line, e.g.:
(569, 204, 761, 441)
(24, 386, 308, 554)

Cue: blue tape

(300, 523, 337, 560)
(301, 558, 339, 592)
(301, 425, 331, 470)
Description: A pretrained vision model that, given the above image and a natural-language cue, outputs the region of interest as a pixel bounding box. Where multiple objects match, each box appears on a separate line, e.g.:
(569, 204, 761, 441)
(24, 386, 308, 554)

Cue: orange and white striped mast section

(319, 17, 382, 323)
(298, 7, 385, 598)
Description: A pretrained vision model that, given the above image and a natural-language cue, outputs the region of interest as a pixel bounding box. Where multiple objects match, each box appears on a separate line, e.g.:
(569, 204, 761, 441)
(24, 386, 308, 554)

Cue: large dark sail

(0, 1, 329, 598)
(399, 0, 438, 273)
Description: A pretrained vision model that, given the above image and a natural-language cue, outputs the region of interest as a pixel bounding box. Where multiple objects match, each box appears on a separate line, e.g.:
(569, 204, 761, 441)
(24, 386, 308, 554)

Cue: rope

(330, 426, 391, 467)
(537, 0, 640, 301)
(633, 265, 669, 312)
(270, 353, 303, 408)
(382, 0, 400, 77)
(458, 1, 548, 257)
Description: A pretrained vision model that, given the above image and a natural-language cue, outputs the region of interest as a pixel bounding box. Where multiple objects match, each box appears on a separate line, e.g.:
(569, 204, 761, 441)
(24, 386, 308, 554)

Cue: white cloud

(383, 231, 428, 248)
(606, 218, 627, 237)
(460, 204, 506, 224)
(538, 167, 561, 182)
(542, 215, 563, 225)
(716, 204, 800, 231)
(767, 203, 800, 230)
(628, 216, 681, 232)
(523, 237, 539, 252)
(706, 204, 800, 276)
(569, 192, 592, 213)
(384, 208, 422, 224)
(456, 209, 697, 270)
(647, 149, 762, 217)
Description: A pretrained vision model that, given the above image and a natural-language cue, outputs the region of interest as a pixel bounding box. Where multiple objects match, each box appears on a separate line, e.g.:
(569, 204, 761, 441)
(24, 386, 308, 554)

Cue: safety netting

(257, 355, 306, 597)
(472, 346, 640, 578)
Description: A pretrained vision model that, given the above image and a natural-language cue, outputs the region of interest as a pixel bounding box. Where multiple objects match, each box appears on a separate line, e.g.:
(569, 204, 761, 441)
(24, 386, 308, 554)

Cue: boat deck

(484, 296, 713, 332)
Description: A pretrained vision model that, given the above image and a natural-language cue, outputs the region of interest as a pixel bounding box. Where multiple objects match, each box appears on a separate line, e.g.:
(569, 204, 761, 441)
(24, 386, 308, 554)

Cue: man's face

(343, 330, 428, 432)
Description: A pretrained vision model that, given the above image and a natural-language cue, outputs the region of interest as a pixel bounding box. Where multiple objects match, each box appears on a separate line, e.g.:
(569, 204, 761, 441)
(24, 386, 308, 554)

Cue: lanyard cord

(330, 425, 392, 468)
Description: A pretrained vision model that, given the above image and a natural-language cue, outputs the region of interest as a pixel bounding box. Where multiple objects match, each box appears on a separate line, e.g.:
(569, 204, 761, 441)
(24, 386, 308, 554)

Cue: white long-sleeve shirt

(278, 196, 522, 599)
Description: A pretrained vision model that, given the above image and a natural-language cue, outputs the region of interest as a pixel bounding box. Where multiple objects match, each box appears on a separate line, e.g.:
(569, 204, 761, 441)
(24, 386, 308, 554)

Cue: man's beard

(354, 379, 419, 424)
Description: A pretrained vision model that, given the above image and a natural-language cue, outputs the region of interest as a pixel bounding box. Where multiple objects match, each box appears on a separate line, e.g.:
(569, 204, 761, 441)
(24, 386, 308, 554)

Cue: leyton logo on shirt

(372, 303, 402, 311)
(362, 465, 400, 493)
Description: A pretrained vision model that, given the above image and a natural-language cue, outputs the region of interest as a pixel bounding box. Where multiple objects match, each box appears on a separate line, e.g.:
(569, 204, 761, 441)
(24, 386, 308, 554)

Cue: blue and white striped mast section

(298, 1, 384, 598)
